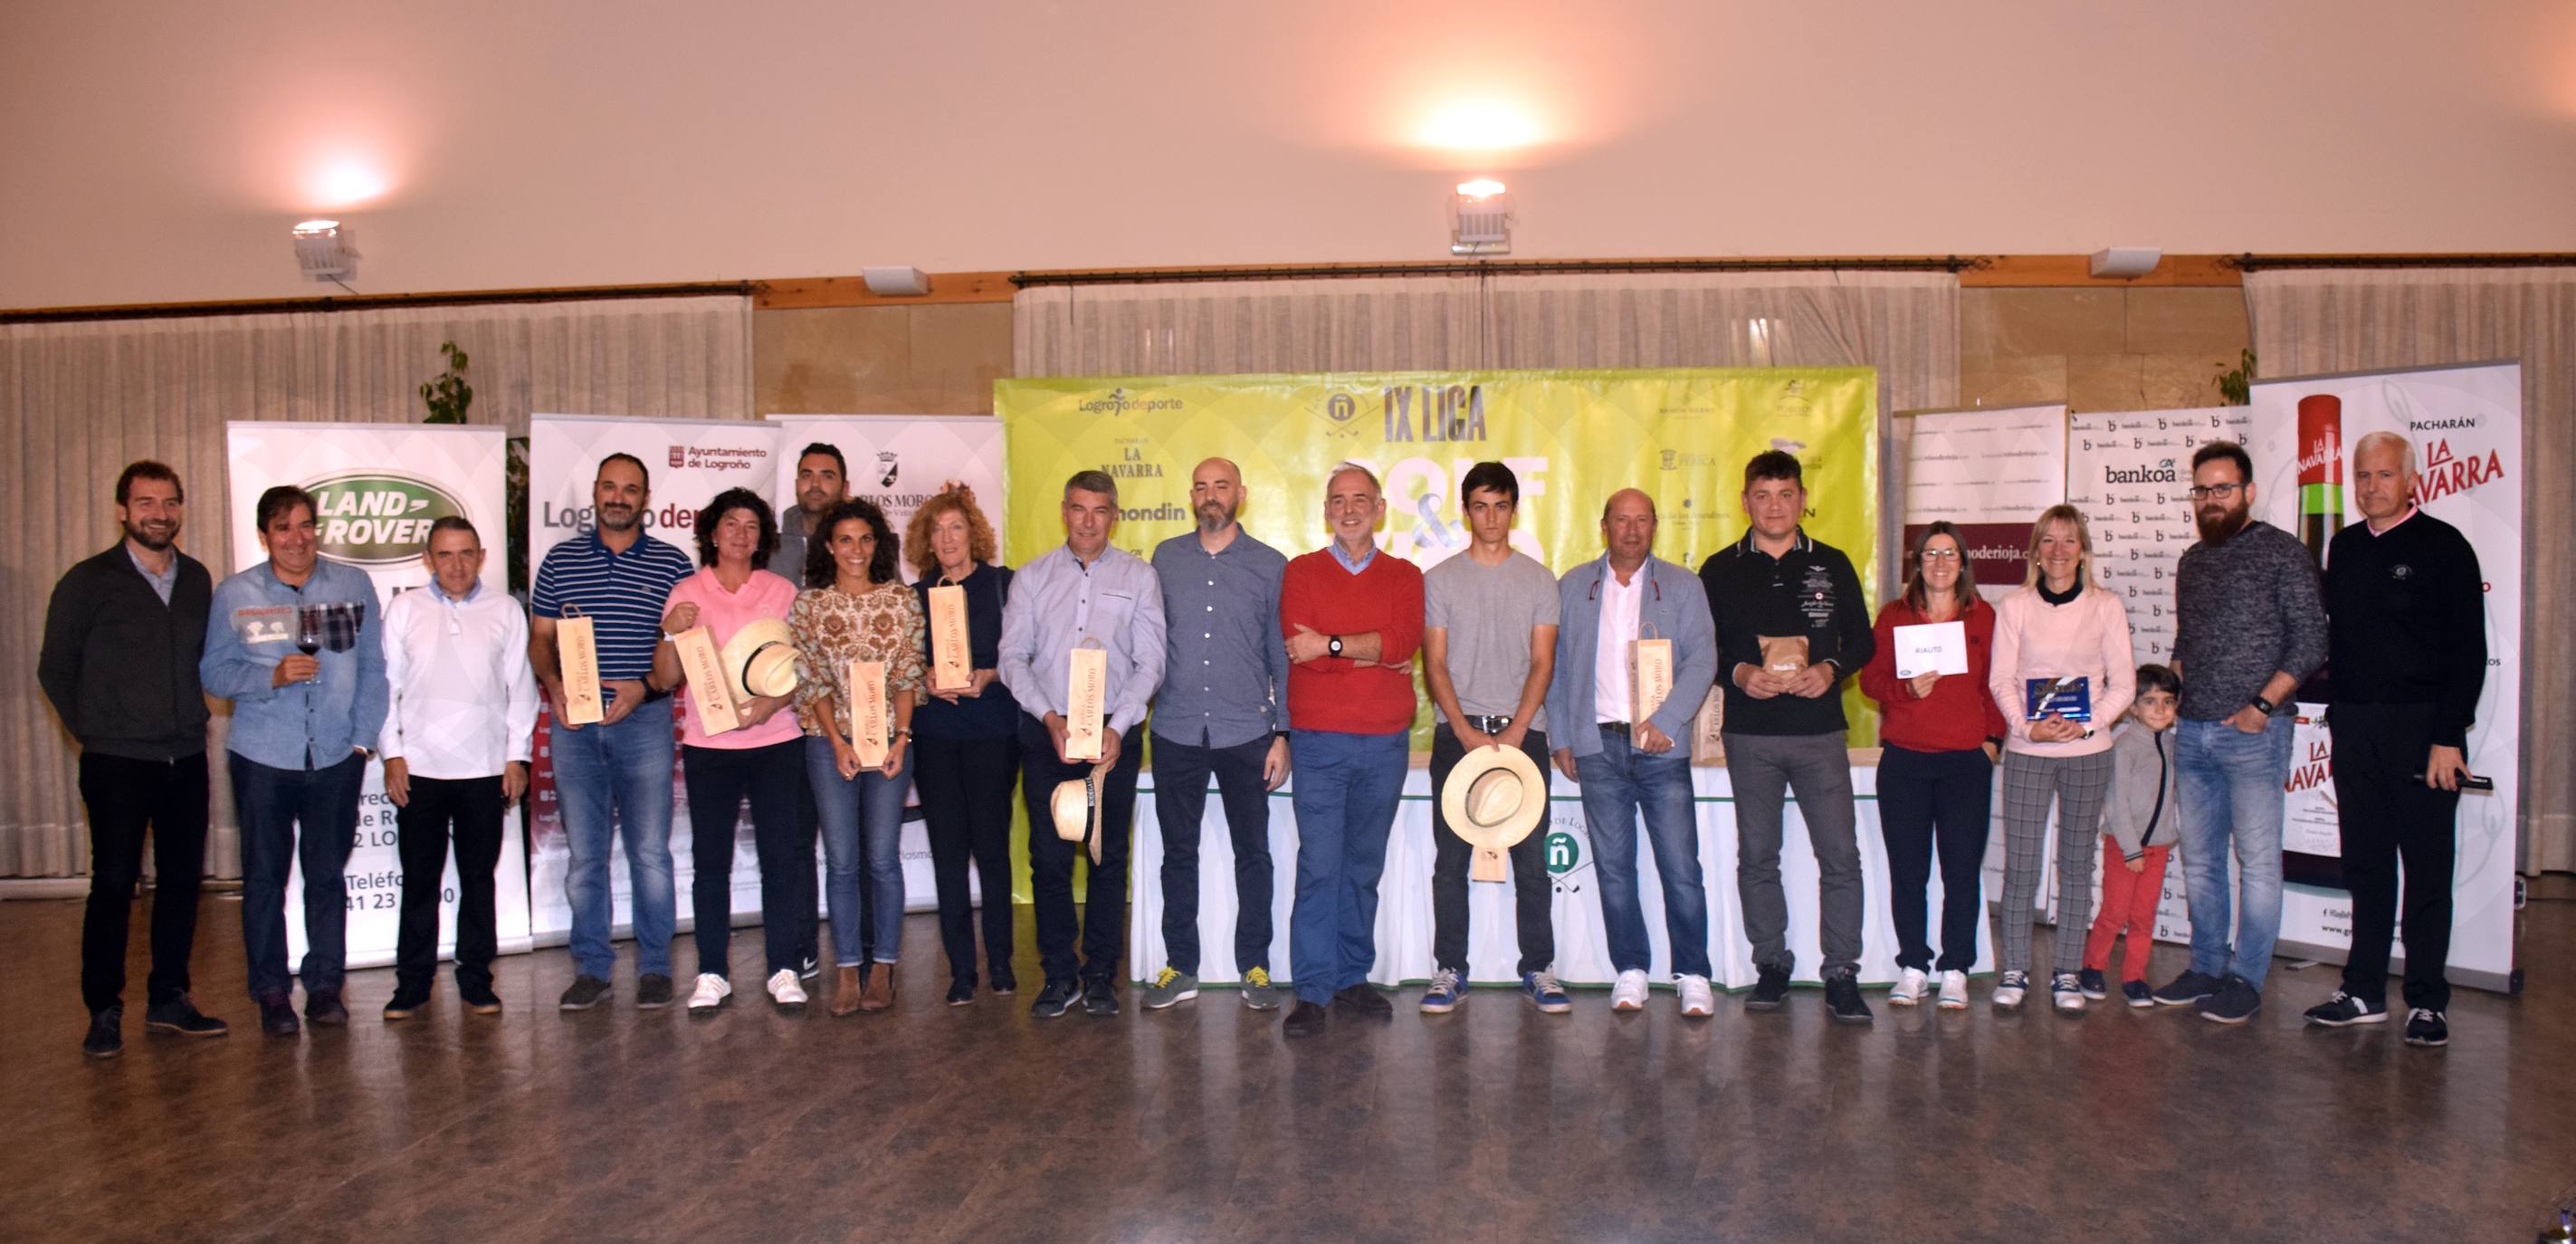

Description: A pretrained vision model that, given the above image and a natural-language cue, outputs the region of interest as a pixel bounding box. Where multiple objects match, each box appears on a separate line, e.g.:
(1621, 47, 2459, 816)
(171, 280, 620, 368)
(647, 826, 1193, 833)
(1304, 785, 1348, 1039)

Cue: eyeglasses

(2186, 483, 2244, 501)
(1919, 549, 1961, 561)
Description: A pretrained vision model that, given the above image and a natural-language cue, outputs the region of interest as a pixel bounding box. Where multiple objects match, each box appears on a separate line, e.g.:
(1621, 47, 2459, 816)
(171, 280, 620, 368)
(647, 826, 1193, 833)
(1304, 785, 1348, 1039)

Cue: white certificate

(1894, 621, 1970, 678)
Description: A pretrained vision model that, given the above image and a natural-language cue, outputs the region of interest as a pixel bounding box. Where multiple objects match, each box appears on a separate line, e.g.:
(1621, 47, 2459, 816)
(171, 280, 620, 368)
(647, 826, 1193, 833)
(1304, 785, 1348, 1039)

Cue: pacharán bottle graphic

(2287, 393, 2343, 889)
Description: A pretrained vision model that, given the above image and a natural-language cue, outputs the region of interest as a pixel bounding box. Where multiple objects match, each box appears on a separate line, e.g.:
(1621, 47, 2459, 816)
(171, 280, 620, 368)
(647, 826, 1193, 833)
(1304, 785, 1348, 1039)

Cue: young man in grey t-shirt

(1420, 463, 1568, 1014)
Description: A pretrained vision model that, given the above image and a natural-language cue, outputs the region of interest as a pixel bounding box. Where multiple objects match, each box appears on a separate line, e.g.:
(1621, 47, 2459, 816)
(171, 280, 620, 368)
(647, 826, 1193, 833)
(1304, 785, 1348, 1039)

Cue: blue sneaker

(1521, 969, 1572, 1015)
(1420, 968, 1466, 1014)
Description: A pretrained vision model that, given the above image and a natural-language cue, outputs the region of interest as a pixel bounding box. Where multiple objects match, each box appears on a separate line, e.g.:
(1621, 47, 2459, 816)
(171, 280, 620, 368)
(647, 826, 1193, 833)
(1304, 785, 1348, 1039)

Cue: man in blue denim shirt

(199, 485, 388, 1038)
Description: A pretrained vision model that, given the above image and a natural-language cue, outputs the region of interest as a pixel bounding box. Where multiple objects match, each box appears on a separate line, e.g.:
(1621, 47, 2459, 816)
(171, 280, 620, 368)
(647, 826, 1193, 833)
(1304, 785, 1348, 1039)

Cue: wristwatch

(1327, 635, 1344, 658)
(2250, 695, 2275, 715)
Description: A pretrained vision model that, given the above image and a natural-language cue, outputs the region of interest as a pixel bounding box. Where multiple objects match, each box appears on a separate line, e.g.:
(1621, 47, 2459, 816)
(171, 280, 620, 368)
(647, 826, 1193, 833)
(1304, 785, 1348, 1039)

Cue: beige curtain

(2, 294, 752, 877)
(1016, 267, 1959, 596)
(2245, 267, 2576, 872)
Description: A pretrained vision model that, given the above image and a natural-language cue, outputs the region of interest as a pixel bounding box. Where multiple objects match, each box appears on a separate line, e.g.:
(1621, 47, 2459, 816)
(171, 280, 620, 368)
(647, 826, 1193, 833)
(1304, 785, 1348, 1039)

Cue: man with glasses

(2158, 440, 2326, 1024)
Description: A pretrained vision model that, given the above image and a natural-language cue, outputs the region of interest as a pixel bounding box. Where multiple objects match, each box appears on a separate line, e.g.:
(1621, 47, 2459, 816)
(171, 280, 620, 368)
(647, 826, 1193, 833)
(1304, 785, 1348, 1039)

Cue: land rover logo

(305, 473, 466, 565)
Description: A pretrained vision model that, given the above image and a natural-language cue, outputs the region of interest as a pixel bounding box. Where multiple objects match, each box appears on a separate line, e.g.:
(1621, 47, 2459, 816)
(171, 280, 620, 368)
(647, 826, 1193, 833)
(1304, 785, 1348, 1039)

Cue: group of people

(42, 427, 2484, 1055)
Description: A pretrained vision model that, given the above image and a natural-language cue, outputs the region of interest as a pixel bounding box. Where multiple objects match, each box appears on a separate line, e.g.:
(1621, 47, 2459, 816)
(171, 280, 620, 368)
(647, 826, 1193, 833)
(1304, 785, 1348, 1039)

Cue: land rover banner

(224, 421, 530, 969)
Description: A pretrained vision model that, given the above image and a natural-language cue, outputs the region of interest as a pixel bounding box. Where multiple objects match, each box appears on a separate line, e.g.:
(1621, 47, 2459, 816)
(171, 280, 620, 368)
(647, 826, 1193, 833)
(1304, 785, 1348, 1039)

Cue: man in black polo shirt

(1700, 450, 1876, 1024)
(2300, 431, 2485, 1048)
(40, 461, 229, 1057)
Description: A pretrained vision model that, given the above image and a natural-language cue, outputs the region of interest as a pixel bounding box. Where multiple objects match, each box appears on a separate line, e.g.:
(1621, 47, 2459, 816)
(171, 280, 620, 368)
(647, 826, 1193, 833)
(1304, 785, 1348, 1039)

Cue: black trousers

(683, 739, 808, 981)
(394, 773, 506, 992)
(78, 751, 210, 1013)
(794, 768, 820, 965)
(1017, 716, 1143, 988)
(916, 733, 1019, 988)
(1876, 743, 1992, 973)
(1151, 733, 1275, 975)
(1428, 723, 1555, 979)
(2333, 703, 2460, 1011)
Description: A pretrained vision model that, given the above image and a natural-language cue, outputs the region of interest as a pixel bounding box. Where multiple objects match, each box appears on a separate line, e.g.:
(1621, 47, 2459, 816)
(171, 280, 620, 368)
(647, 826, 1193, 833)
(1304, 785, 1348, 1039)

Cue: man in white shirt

(379, 518, 537, 1019)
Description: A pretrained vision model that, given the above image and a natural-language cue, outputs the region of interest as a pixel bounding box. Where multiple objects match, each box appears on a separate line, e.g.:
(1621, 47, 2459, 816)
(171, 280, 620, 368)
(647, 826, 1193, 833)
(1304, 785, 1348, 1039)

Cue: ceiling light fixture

(291, 219, 359, 284)
(1451, 179, 1512, 256)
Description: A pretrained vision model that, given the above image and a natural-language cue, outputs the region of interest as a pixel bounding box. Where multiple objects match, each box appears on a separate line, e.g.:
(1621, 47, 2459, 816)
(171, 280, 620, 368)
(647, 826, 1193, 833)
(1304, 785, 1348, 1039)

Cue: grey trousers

(1997, 748, 2114, 977)
(1725, 731, 1863, 976)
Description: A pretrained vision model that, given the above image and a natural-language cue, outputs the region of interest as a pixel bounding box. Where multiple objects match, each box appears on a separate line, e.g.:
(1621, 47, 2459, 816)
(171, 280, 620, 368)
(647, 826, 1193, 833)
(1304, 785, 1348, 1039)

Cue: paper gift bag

(1690, 684, 1727, 763)
(1065, 639, 1107, 761)
(672, 625, 742, 736)
(1630, 624, 1674, 729)
(557, 610, 604, 725)
(1760, 634, 1810, 675)
(848, 658, 890, 768)
(927, 581, 972, 693)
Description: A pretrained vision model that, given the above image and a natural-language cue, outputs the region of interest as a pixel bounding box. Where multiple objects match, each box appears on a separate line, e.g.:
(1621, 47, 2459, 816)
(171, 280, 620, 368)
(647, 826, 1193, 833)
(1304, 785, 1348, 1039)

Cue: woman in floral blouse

(790, 498, 926, 1016)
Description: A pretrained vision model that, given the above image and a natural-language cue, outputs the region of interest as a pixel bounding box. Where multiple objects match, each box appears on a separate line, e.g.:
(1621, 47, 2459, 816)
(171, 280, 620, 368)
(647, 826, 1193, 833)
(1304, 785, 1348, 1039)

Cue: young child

(2082, 664, 2182, 1008)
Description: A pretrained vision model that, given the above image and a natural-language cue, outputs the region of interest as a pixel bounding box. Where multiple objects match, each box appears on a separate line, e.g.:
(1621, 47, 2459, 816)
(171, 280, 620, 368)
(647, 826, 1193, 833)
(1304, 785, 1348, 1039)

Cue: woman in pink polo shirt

(1987, 504, 2133, 1015)
(654, 488, 810, 1017)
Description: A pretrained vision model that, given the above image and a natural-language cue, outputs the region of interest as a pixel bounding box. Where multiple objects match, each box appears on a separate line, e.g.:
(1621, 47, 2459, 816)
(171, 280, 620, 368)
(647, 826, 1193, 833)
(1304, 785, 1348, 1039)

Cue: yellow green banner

(996, 368, 1882, 747)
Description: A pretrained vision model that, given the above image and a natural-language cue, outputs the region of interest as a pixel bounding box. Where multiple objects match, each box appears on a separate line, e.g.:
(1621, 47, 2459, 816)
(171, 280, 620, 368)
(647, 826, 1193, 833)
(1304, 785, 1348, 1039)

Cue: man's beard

(1197, 499, 1237, 533)
(800, 490, 835, 517)
(597, 503, 641, 532)
(2195, 503, 2248, 543)
(124, 517, 179, 550)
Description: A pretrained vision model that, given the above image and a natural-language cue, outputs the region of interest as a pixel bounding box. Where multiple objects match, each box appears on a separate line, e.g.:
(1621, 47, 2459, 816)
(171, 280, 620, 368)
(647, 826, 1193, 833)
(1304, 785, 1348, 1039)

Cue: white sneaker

(1889, 967, 1928, 1007)
(766, 968, 808, 1012)
(1676, 974, 1714, 1017)
(686, 972, 731, 1014)
(1610, 969, 1650, 1012)
(2051, 972, 2087, 1012)
(1992, 971, 2028, 1011)
(1937, 971, 1970, 1010)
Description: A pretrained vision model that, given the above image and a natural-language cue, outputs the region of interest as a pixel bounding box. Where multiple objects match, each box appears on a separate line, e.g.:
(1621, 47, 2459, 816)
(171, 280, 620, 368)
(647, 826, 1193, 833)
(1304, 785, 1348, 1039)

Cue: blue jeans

(1577, 727, 1710, 979)
(2174, 713, 2295, 987)
(550, 712, 677, 981)
(232, 751, 362, 1001)
(809, 735, 913, 966)
(1286, 730, 1407, 1004)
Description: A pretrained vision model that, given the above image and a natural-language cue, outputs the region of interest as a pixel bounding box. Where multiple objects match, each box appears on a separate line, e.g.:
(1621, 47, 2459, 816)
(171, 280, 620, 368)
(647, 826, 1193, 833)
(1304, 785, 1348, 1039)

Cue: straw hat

(1049, 772, 1103, 845)
(718, 617, 800, 701)
(1438, 743, 1547, 850)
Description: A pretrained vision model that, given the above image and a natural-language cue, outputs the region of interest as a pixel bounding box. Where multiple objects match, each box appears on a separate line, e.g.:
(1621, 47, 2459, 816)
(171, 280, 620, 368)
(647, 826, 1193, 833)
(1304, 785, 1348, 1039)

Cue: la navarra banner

(997, 368, 1882, 744)
(224, 422, 530, 970)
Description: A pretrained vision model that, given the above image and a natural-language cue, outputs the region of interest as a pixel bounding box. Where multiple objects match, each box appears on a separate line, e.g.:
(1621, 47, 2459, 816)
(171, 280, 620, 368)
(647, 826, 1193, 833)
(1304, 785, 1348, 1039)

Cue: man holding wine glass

(199, 484, 388, 1038)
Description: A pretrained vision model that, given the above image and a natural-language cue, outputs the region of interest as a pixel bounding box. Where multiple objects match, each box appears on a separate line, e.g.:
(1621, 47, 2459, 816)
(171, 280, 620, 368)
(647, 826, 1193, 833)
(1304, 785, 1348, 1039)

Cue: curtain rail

(1010, 257, 1979, 289)
(2230, 254, 2576, 273)
(2, 282, 756, 326)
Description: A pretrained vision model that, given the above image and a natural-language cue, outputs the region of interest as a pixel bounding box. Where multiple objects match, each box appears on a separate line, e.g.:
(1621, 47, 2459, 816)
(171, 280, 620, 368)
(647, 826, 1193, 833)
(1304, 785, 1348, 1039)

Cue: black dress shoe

(1283, 1000, 1330, 1038)
(304, 991, 349, 1026)
(259, 995, 301, 1037)
(458, 981, 504, 1015)
(143, 996, 229, 1038)
(82, 1007, 123, 1058)
(1030, 980, 1080, 1019)
(1331, 983, 1393, 1019)
(1081, 979, 1121, 1018)
(945, 981, 976, 1007)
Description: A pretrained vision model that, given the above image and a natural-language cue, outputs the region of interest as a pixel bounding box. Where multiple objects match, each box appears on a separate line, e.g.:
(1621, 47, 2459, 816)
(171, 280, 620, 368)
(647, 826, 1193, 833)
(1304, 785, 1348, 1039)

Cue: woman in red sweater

(1860, 522, 2005, 1011)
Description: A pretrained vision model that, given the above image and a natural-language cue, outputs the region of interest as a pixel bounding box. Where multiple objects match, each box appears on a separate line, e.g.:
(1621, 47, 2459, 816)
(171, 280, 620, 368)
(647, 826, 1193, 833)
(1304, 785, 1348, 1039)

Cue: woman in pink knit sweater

(1986, 504, 2133, 1014)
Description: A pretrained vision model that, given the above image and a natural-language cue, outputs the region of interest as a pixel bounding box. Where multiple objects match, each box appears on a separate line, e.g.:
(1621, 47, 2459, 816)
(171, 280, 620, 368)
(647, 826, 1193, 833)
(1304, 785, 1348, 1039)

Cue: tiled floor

(9, 880, 2573, 1242)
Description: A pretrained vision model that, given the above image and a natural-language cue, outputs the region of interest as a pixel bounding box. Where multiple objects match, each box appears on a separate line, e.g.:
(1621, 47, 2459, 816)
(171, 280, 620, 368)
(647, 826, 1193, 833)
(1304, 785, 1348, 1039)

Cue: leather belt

(1598, 721, 1632, 737)
(1465, 714, 1514, 733)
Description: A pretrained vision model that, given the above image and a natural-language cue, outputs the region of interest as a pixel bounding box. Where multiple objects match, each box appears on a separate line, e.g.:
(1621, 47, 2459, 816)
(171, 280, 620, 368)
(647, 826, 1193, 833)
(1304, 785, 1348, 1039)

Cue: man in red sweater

(1277, 464, 1424, 1038)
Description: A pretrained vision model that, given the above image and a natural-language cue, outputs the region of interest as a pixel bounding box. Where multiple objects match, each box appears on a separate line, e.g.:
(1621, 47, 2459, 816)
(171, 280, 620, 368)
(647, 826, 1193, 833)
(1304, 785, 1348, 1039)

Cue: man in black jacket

(38, 461, 229, 1057)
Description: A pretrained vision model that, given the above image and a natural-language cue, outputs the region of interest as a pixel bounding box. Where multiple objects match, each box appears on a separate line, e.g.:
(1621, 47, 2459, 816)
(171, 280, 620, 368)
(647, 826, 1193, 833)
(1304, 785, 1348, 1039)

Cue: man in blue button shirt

(199, 485, 388, 1038)
(1141, 457, 1290, 1012)
(998, 470, 1168, 1019)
